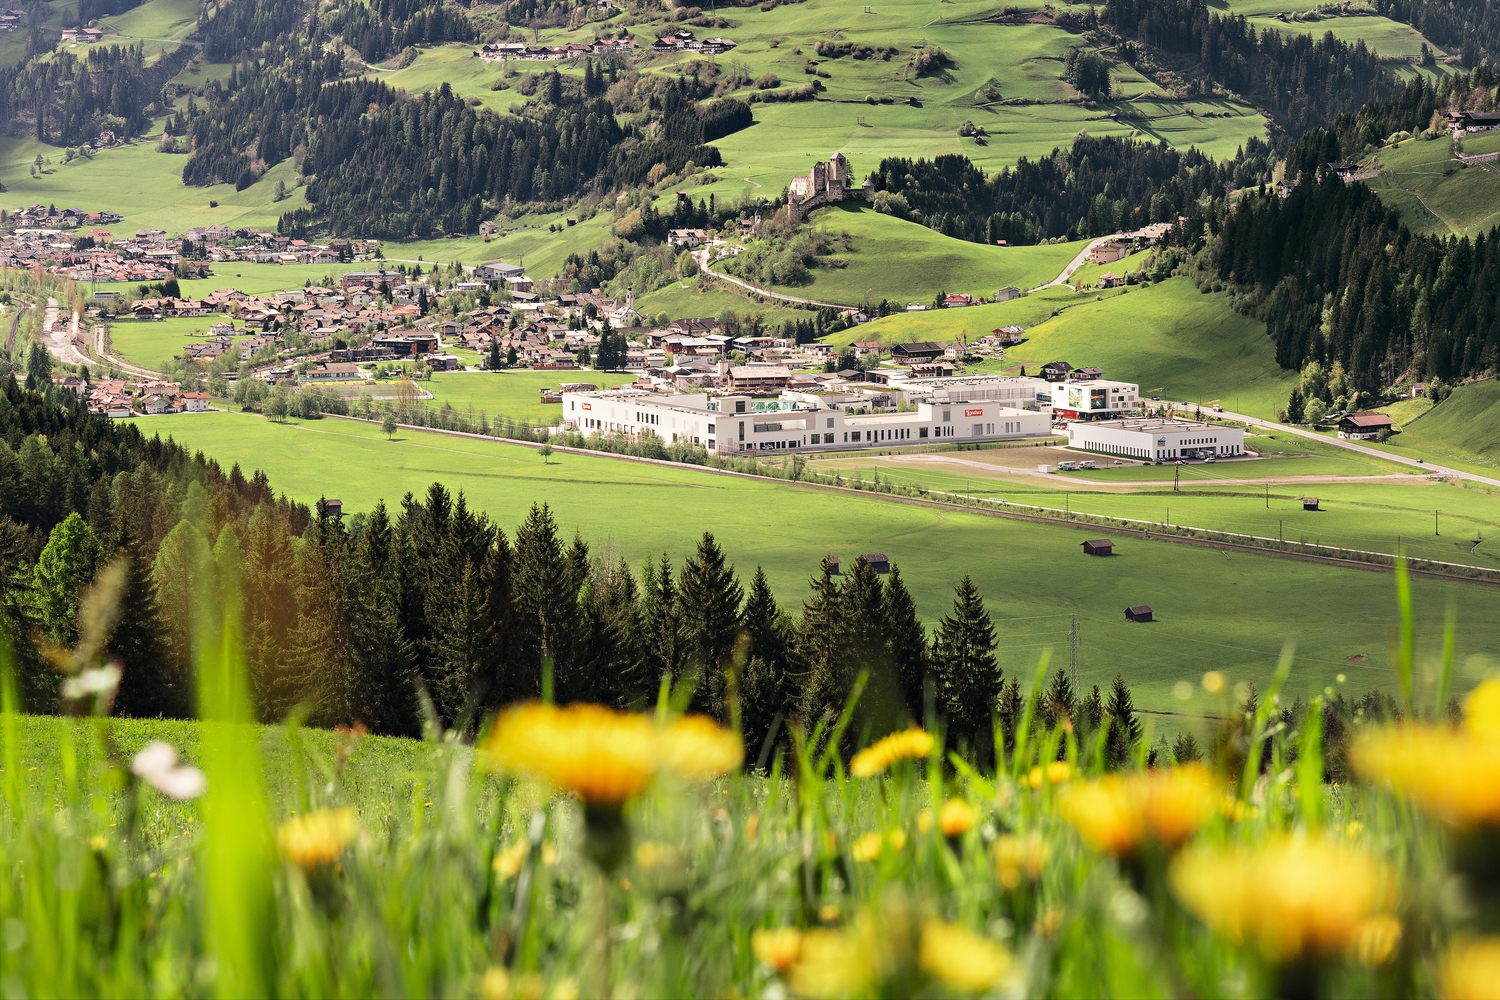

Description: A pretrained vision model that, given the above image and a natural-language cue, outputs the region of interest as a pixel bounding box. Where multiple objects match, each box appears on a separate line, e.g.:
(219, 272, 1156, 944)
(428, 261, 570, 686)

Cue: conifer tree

(882, 564, 927, 724)
(797, 558, 856, 730)
(676, 532, 743, 719)
(512, 503, 579, 696)
(740, 566, 794, 765)
(1172, 730, 1203, 764)
(640, 553, 682, 688)
(151, 517, 212, 681)
(349, 503, 419, 735)
(109, 525, 183, 719)
(843, 556, 905, 734)
(931, 575, 1001, 755)
(1104, 672, 1143, 770)
(1040, 666, 1077, 734)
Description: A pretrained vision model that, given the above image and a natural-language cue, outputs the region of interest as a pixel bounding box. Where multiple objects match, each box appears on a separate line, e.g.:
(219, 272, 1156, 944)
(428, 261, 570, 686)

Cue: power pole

(1265, 483, 1269, 508)
(1069, 614, 1079, 693)
(1436, 509, 1440, 536)
(1174, 463, 1180, 492)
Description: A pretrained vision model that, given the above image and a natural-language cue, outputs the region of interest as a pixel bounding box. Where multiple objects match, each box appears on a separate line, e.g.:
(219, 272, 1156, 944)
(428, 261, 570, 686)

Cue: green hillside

(1384, 378, 1500, 471)
(1363, 136, 1500, 238)
(761, 205, 1083, 305)
(150, 409, 1497, 711)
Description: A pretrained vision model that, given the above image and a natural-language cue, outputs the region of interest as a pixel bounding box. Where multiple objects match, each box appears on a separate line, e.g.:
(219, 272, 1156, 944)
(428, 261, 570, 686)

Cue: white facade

(562, 389, 1052, 454)
(1047, 379, 1140, 419)
(1067, 418, 1244, 462)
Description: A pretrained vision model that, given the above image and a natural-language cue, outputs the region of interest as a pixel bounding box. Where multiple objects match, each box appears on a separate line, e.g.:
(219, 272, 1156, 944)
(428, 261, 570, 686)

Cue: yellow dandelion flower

(1058, 775, 1144, 856)
(1465, 679, 1500, 742)
(752, 926, 803, 972)
(278, 808, 357, 871)
(1353, 725, 1500, 828)
(658, 713, 744, 782)
(1202, 670, 1227, 694)
(1347, 914, 1402, 966)
(849, 728, 933, 778)
(494, 840, 529, 878)
(917, 809, 932, 834)
(1345, 820, 1364, 841)
(1027, 760, 1073, 789)
(1059, 764, 1218, 856)
(938, 798, 975, 838)
(1170, 835, 1397, 963)
(919, 919, 1011, 993)
(787, 928, 875, 999)
(1441, 937, 1500, 1000)
(993, 831, 1050, 890)
(818, 904, 842, 924)
(486, 702, 740, 805)
(480, 966, 510, 1000)
(852, 831, 883, 862)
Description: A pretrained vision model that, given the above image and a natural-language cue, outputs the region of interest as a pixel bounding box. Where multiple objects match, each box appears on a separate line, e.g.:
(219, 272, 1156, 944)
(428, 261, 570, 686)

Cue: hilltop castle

(787, 153, 874, 223)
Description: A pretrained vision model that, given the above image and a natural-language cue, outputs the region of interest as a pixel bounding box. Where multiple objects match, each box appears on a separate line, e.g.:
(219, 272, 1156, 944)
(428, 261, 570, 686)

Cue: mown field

(424, 370, 639, 423)
(149, 409, 1500, 712)
(107, 315, 242, 370)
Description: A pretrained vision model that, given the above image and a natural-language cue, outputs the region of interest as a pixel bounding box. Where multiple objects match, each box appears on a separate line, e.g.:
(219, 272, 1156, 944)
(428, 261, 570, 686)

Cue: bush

(755, 74, 781, 90)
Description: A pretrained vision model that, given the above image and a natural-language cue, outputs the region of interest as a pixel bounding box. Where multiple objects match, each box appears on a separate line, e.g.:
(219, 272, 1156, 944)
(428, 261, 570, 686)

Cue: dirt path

(696, 248, 854, 309)
(41, 297, 90, 367)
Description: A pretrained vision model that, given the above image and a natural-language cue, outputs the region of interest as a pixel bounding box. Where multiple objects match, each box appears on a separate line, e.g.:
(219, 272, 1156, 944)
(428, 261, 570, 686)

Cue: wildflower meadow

(1, 564, 1498, 1000)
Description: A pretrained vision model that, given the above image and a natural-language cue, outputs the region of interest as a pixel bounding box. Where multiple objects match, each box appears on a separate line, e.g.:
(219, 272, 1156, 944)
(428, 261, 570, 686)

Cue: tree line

(866, 136, 1271, 245)
(0, 43, 191, 146)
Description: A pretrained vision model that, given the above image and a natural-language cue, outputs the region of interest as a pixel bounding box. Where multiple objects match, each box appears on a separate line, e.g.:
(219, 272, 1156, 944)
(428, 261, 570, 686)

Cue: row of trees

(0, 43, 191, 146)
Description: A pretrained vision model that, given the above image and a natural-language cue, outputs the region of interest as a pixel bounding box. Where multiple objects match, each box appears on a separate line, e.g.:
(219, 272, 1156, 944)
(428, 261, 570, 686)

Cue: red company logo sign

(581, 403, 592, 410)
(964, 408, 983, 417)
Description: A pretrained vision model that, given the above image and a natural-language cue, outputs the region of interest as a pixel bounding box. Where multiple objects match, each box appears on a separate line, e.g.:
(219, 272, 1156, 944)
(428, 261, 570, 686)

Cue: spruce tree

(1172, 731, 1203, 764)
(1104, 673, 1144, 770)
(677, 532, 743, 719)
(843, 556, 903, 735)
(882, 564, 927, 724)
(1040, 666, 1077, 734)
(640, 553, 682, 689)
(931, 575, 1001, 754)
(150, 518, 212, 683)
(109, 525, 183, 719)
(512, 503, 579, 698)
(796, 558, 854, 731)
(740, 566, 794, 766)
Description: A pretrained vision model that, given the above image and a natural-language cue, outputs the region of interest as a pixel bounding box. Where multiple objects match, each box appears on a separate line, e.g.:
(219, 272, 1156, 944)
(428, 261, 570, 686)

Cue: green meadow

(1364, 136, 1500, 238)
(766, 206, 1083, 304)
(108, 315, 227, 370)
(149, 409, 1498, 710)
(424, 370, 639, 424)
(1242, 14, 1438, 60)
(634, 275, 807, 327)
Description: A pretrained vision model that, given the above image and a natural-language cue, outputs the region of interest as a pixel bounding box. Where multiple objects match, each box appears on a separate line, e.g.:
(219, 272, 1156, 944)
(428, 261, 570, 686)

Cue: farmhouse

(1338, 412, 1393, 440)
(371, 333, 438, 356)
(1449, 110, 1500, 135)
(1088, 241, 1130, 265)
(477, 260, 526, 287)
(561, 387, 1051, 455)
(1325, 161, 1361, 182)
(891, 342, 946, 364)
(1067, 418, 1245, 461)
(995, 286, 1021, 303)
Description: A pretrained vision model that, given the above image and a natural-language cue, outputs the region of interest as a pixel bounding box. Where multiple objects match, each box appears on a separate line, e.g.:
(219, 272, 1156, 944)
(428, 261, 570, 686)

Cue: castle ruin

(786, 153, 874, 223)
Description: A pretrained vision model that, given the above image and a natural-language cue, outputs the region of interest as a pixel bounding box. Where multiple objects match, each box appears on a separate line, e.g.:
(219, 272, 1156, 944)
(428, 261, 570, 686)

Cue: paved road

(892, 450, 1432, 488)
(1032, 236, 1112, 290)
(696, 248, 853, 309)
(41, 297, 91, 367)
(1215, 407, 1500, 489)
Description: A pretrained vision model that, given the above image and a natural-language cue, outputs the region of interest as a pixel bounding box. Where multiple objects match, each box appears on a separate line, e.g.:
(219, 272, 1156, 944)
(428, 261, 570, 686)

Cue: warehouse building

(561, 387, 1052, 454)
(1046, 378, 1140, 420)
(1066, 418, 1245, 462)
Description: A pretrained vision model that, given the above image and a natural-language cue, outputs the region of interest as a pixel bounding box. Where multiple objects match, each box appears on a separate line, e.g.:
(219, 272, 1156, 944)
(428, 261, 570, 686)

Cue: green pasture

(1364, 136, 1500, 237)
(634, 275, 806, 328)
(108, 315, 236, 370)
(95, 0, 202, 59)
(765, 206, 1083, 305)
(1068, 247, 1154, 287)
(149, 409, 1499, 711)
(1459, 131, 1500, 156)
(1243, 14, 1438, 60)
(0, 135, 308, 237)
(424, 370, 638, 423)
(368, 45, 543, 116)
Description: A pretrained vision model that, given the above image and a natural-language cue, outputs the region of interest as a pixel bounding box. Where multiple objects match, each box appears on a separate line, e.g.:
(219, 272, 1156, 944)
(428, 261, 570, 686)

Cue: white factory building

(562, 385, 1053, 454)
(1067, 418, 1245, 462)
(1045, 378, 1140, 420)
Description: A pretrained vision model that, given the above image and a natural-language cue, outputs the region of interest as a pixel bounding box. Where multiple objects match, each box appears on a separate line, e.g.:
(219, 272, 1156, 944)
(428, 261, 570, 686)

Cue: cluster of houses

(52, 375, 211, 418)
(8, 205, 124, 230)
(474, 36, 635, 61)
(1448, 109, 1500, 137)
(649, 29, 737, 55)
(0, 9, 25, 32)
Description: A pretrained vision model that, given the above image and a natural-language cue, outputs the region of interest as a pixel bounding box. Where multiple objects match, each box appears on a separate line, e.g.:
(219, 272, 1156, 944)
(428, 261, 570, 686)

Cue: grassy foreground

(3, 603, 1499, 998)
(152, 410, 1500, 712)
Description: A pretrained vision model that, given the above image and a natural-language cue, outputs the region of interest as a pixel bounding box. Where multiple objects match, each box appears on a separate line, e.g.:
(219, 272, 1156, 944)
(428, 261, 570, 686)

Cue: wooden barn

(862, 552, 891, 574)
(1124, 604, 1153, 623)
(824, 556, 842, 575)
(1082, 539, 1114, 556)
(1302, 497, 1320, 511)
